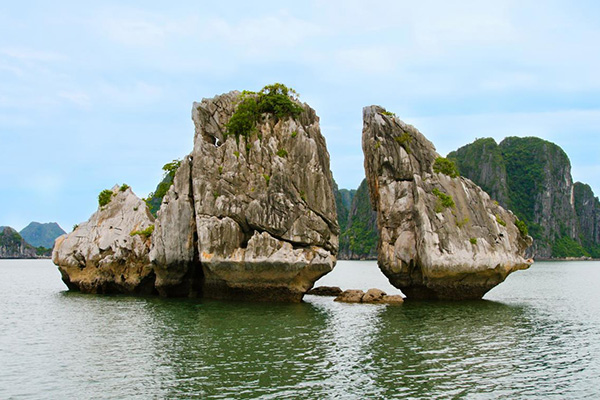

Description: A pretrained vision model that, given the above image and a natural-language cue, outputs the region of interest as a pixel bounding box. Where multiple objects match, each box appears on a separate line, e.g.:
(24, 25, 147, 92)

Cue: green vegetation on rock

(495, 214, 507, 227)
(225, 83, 303, 139)
(338, 179, 378, 259)
(98, 189, 114, 208)
(394, 132, 412, 154)
(130, 225, 155, 240)
(552, 236, 589, 258)
(276, 148, 288, 158)
(0, 226, 37, 258)
(433, 188, 455, 211)
(433, 157, 459, 178)
(515, 219, 528, 237)
(449, 136, 600, 258)
(146, 159, 182, 216)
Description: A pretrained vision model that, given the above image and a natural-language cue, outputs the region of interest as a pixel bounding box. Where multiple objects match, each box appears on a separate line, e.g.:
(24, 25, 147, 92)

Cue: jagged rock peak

(362, 105, 533, 300)
(151, 87, 339, 301)
(53, 185, 156, 294)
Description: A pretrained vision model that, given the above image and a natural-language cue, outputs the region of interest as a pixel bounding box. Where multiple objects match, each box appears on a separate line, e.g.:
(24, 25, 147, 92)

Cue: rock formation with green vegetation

(53, 185, 156, 294)
(448, 137, 600, 258)
(0, 226, 37, 258)
(19, 222, 66, 249)
(573, 182, 600, 258)
(338, 179, 378, 260)
(333, 181, 350, 234)
(145, 160, 181, 216)
(150, 84, 339, 301)
(362, 106, 532, 300)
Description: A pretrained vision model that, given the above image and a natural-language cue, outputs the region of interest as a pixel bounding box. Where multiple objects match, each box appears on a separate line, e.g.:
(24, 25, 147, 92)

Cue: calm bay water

(0, 260, 599, 399)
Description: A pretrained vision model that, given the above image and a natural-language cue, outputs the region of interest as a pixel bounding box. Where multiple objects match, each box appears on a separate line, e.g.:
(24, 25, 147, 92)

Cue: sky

(1, 0, 600, 232)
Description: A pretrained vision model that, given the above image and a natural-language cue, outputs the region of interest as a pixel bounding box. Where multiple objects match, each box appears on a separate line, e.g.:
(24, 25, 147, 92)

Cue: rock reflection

(142, 298, 332, 399)
(308, 296, 387, 398)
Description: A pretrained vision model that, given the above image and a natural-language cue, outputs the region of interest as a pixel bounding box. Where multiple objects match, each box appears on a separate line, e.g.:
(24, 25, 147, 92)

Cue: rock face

(150, 91, 339, 301)
(338, 179, 378, 260)
(573, 182, 600, 256)
(0, 227, 37, 258)
(53, 186, 156, 294)
(362, 106, 533, 300)
(449, 137, 600, 258)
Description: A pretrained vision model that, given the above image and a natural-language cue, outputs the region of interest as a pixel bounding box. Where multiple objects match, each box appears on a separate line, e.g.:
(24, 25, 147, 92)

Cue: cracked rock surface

(150, 91, 339, 301)
(362, 106, 533, 300)
(52, 186, 156, 294)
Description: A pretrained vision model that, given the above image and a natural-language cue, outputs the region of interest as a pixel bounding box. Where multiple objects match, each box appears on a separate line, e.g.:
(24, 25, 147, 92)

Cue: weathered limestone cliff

(0, 227, 37, 258)
(574, 182, 600, 256)
(53, 186, 156, 294)
(449, 137, 599, 258)
(338, 179, 378, 260)
(151, 90, 339, 301)
(362, 106, 532, 300)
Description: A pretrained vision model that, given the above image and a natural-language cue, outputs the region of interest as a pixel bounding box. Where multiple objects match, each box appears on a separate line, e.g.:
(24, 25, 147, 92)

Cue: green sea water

(0, 260, 598, 399)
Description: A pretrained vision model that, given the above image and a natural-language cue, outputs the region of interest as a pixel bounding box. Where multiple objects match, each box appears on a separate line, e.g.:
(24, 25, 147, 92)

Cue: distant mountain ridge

(20, 222, 66, 248)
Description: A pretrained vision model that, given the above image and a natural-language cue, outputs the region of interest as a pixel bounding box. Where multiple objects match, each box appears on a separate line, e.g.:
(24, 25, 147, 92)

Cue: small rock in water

(362, 288, 386, 303)
(334, 288, 404, 305)
(307, 286, 343, 296)
(334, 289, 365, 303)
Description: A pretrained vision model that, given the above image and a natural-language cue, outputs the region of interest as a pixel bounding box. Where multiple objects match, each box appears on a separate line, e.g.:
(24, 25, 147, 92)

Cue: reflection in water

(311, 298, 386, 398)
(143, 299, 333, 399)
(0, 260, 599, 399)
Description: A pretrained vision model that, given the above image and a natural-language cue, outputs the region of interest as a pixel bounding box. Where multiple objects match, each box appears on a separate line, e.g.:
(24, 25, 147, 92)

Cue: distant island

(0, 222, 66, 259)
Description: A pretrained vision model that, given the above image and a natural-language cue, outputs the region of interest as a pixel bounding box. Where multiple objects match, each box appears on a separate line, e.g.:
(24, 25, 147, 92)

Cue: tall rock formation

(362, 106, 532, 300)
(53, 186, 156, 294)
(0, 227, 37, 258)
(151, 88, 339, 301)
(20, 222, 66, 249)
(449, 137, 598, 258)
(573, 182, 600, 257)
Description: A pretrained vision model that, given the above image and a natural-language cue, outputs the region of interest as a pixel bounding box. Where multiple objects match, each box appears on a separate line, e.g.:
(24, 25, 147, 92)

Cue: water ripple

(0, 260, 599, 399)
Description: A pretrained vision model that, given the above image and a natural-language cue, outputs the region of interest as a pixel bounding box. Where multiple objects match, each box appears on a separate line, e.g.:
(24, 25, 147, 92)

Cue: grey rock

(381, 295, 404, 304)
(362, 288, 386, 303)
(334, 289, 365, 303)
(0, 227, 37, 258)
(306, 286, 343, 296)
(53, 186, 156, 294)
(362, 106, 533, 300)
(151, 91, 339, 302)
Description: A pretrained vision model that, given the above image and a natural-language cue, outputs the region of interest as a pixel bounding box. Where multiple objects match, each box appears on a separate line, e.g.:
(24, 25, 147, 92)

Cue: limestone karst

(362, 106, 533, 300)
(52, 185, 156, 294)
(54, 86, 340, 302)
